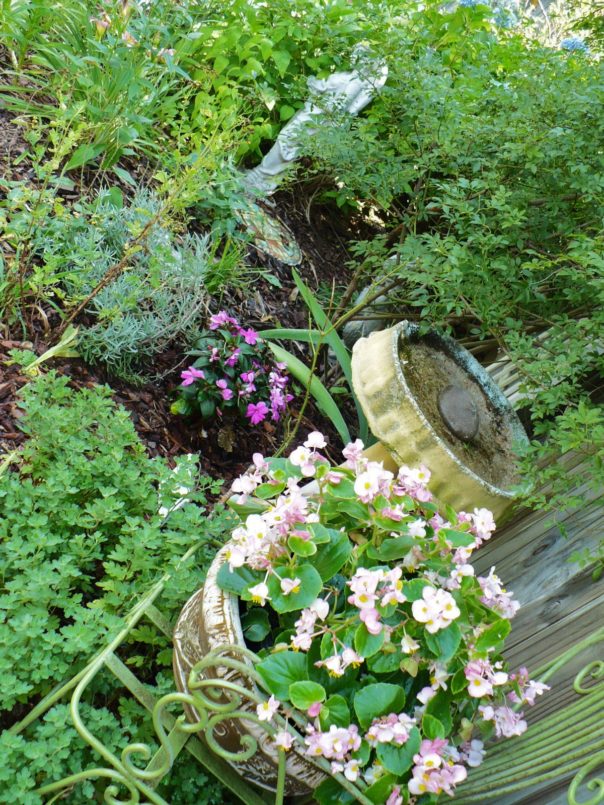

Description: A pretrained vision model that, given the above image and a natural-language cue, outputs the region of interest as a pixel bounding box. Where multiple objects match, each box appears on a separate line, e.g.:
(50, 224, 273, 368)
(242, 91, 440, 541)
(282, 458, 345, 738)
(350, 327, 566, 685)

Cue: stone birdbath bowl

(351, 321, 528, 521)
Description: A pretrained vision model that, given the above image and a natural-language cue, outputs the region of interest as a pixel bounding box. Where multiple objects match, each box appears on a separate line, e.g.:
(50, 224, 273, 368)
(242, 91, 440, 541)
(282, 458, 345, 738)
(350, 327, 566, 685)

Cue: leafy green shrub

(302, 4, 604, 525)
(0, 372, 229, 713)
(0, 372, 233, 801)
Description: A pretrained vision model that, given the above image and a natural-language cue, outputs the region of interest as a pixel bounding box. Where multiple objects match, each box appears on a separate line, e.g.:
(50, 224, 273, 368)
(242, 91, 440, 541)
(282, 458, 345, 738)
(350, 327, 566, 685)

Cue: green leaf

(267, 565, 323, 613)
(313, 528, 353, 581)
(364, 774, 399, 804)
(354, 683, 406, 730)
(260, 328, 322, 346)
(272, 49, 292, 76)
(319, 694, 350, 728)
(475, 618, 511, 651)
(367, 647, 404, 674)
(254, 481, 285, 499)
(376, 726, 421, 775)
(424, 621, 462, 663)
(403, 579, 433, 601)
(213, 54, 229, 74)
(287, 535, 317, 557)
(289, 680, 326, 710)
(256, 652, 307, 699)
(291, 269, 368, 441)
(451, 667, 468, 695)
(425, 690, 452, 735)
(216, 562, 260, 596)
(440, 528, 476, 547)
(367, 536, 415, 561)
(65, 143, 103, 170)
(279, 103, 296, 121)
(306, 523, 337, 544)
(354, 623, 385, 658)
(241, 608, 270, 642)
(422, 713, 446, 739)
(314, 778, 355, 805)
(266, 343, 351, 445)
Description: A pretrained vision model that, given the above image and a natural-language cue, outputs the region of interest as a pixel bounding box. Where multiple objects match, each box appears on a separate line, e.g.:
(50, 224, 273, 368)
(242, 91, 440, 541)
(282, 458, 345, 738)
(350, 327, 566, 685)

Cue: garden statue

(242, 48, 388, 195)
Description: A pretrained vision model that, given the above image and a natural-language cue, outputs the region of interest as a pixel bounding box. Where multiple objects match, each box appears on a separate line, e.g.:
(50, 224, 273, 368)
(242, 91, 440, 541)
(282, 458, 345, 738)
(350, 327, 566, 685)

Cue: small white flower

(304, 431, 326, 449)
(280, 577, 301, 595)
(256, 695, 280, 722)
(248, 582, 270, 606)
(310, 598, 330, 620)
(401, 634, 420, 654)
(274, 730, 294, 751)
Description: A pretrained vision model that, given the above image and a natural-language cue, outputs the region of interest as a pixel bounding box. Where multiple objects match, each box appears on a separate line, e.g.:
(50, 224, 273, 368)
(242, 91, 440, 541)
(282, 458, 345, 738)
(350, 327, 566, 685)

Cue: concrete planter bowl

(351, 322, 528, 521)
(172, 545, 326, 797)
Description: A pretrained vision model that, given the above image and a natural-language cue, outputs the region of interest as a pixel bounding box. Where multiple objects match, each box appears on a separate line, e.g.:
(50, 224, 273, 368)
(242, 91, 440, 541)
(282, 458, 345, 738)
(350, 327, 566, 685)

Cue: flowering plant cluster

(219, 435, 548, 804)
(172, 311, 292, 425)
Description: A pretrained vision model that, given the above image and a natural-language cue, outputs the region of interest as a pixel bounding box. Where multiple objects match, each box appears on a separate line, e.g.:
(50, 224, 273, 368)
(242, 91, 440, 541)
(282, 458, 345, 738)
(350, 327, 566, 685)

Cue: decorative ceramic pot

(351, 322, 528, 521)
(172, 545, 326, 796)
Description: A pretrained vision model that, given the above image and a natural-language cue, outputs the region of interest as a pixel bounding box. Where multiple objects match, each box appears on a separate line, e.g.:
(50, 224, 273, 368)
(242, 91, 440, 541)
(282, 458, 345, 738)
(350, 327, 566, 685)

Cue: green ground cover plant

(0, 371, 232, 800)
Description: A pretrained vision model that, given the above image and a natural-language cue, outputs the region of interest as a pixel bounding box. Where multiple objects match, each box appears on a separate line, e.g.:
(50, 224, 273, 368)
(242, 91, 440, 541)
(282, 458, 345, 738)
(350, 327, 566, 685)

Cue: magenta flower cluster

(174, 311, 292, 425)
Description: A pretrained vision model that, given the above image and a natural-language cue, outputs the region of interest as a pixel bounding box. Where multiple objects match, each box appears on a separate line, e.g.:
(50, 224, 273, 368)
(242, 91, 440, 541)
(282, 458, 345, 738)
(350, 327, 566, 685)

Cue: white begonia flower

(256, 695, 280, 722)
(310, 598, 330, 620)
(248, 582, 270, 606)
(401, 634, 420, 654)
(274, 730, 294, 751)
(304, 431, 327, 449)
(280, 577, 301, 595)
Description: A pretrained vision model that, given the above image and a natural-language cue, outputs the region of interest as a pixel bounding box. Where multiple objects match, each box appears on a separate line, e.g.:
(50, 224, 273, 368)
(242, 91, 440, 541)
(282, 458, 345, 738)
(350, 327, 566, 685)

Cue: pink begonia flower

(472, 507, 496, 543)
(460, 739, 485, 768)
(304, 725, 361, 760)
(417, 686, 437, 705)
(478, 567, 520, 619)
(256, 695, 280, 722)
(307, 701, 322, 717)
(280, 577, 301, 595)
(291, 632, 313, 651)
(239, 328, 258, 345)
(407, 518, 427, 537)
(479, 704, 527, 737)
(342, 438, 365, 469)
(326, 471, 343, 485)
(386, 786, 403, 805)
(215, 379, 233, 400)
(304, 431, 327, 449)
(412, 586, 461, 633)
(522, 679, 550, 705)
(289, 445, 319, 477)
(180, 366, 205, 386)
(359, 607, 383, 635)
(246, 401, 269, 425)
(366, 713, 416, 746)
(248, 581, 270, 606)
(354, 467, 383, 503)
(274, 730, 294, 751)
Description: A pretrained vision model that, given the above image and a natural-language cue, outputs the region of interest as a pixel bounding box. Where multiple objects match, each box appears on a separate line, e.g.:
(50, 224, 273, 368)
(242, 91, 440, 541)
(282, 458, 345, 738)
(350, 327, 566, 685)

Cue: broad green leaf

(403, 578, 433, 601)
(451, 667, 468, 695)
(367, 647, 404, 674)
(354, 683, 406, 730)
(272, 49, 292, 76)
(289, 680, 326, 710)
(314, 778, 354, 805)
(241, 608, 270, 642)
(367, 535, 415, 560)
(267, 565, 322, 613)
(254, 481, 285, 499)
(313, 527, 353, 581)
(440, 528, 476, 547)
(288, 535, 317, 557)
(364, 774, 399, 804)
(266, 342, 351, 445)
(260, 327, 321, 345)
(354, 623, 385, 658)
(377, 726, 421, 775)
(256, 651, 307, 699)
(424, 621, 462, 663)
(216, 562, 260, 596)
(319, 694, 350, 728)
(425, 690, 453, 735)
(475, 618, 511, 651)
(423, 713, 446, 739)
(306, 523, 335, 544)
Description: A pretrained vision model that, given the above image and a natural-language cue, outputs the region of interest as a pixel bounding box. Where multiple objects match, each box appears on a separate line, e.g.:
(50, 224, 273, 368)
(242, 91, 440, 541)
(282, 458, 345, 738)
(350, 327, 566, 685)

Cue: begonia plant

(172, 311, 292, 425)
(218, 434, 548, 803)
